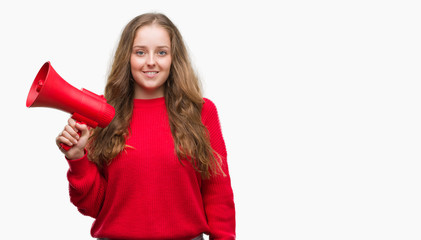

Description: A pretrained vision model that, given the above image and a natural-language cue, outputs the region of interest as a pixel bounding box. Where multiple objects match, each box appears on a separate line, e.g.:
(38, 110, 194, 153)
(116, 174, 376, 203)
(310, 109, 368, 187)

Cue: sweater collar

(133, 97, 165, 108)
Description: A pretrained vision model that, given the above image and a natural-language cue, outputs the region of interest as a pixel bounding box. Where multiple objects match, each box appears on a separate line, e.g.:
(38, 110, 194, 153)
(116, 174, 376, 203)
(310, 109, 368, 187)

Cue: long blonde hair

(87, 13, 224, 179)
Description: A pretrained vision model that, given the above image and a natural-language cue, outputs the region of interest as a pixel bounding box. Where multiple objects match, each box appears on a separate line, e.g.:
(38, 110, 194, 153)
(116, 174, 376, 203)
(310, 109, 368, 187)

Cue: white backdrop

(1, 0, 420, 239)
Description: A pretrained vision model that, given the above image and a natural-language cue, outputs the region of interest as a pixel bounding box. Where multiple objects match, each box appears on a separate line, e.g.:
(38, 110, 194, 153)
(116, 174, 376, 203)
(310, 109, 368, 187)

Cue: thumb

(75, 122, 90, 138)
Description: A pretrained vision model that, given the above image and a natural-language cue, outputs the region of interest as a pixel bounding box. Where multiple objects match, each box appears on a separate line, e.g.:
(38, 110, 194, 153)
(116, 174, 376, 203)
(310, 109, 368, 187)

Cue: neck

(134, 85, 164, 99)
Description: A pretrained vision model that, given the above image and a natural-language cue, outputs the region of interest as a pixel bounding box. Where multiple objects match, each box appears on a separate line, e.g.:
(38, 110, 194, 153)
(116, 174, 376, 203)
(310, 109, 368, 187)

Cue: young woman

(55, 13, 235, 240)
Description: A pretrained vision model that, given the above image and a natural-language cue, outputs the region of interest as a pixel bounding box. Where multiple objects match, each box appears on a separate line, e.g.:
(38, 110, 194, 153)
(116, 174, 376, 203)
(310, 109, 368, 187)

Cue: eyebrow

(132, 45, 170, 49)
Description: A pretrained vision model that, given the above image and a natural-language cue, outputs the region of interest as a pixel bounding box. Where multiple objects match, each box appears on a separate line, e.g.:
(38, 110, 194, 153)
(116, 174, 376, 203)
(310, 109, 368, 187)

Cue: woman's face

(130, 24, 172, 99)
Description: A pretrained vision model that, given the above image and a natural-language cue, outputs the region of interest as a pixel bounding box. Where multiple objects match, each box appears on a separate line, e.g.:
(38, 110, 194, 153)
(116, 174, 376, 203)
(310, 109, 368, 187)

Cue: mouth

(143, 71, 159, 78)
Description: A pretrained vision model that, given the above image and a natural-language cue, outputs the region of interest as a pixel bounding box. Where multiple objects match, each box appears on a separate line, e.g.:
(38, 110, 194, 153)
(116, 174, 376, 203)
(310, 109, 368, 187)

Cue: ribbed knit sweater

(66, 97, 235, 240)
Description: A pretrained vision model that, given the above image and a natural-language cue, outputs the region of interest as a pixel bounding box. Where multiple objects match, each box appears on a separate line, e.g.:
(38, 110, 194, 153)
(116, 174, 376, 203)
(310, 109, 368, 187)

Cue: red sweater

(66, 97, 235, 240)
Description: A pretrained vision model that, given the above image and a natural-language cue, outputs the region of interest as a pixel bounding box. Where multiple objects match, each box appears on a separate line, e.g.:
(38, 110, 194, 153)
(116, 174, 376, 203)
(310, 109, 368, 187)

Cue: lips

(143, 71, 159, 78)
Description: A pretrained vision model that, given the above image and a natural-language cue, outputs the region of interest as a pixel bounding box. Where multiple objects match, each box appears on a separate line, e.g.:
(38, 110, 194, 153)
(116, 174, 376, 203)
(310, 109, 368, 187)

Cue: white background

(1, 0, 420, 239)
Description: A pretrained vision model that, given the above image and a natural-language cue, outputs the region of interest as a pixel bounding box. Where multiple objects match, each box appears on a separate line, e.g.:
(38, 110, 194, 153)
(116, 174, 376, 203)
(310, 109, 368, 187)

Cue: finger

(61, 130, 78, 145)
(68, 118, 77, 130)
(64, 125, 80, 140)
(55, 132, 64, 146)
(75, 123, 90, 137)
(56, 135, 74, 148)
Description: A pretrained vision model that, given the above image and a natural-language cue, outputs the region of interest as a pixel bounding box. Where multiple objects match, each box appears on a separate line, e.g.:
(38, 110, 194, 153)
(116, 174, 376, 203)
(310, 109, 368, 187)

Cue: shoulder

(202, 98, 219, 116)
(202, 97, 217, 110)
(201, 98, 221, 123)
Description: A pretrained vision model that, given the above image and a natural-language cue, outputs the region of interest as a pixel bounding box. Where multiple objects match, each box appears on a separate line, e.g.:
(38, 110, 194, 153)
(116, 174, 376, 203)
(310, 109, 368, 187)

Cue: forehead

(133, 24, 171, 47)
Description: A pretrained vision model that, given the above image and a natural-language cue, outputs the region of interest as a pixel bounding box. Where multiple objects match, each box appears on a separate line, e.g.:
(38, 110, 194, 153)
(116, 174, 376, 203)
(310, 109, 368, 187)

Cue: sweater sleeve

(66, 152, 107, 218)
(201, 98, 236, 240)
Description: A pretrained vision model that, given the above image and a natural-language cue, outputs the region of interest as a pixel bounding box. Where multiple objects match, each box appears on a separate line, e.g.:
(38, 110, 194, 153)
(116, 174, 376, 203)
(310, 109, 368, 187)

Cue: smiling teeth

(145, 72, 158, 75)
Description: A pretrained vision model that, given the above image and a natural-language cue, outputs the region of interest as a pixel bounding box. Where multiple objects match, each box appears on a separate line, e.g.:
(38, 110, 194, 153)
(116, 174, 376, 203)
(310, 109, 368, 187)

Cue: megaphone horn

(26, 61, 115, 150)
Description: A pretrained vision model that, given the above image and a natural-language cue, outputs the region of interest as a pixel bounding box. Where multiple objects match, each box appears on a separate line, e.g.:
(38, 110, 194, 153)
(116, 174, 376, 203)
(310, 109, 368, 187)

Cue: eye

(158, 51, 167, 56)
(136, 50, 145, 56)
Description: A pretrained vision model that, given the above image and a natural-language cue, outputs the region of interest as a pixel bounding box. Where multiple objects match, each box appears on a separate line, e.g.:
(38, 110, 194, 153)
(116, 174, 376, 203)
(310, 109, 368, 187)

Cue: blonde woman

(56, 13, 235, 240)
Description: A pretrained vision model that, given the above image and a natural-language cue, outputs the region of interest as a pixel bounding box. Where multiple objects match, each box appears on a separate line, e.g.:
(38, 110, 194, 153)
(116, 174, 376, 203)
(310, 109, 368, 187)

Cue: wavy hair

(87, 13, 224, 179)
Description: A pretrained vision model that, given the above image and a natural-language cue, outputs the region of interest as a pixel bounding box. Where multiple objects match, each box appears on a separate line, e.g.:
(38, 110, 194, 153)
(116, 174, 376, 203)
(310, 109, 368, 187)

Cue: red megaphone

(26, 61, 115, 150)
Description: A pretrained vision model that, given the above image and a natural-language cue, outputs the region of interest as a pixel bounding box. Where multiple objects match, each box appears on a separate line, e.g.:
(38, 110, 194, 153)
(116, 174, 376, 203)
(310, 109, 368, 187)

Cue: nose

(146, 54, 156, 66)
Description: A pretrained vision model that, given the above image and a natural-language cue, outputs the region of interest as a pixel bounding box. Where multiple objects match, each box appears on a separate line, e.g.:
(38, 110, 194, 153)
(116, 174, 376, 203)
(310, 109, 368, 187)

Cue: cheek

(163, 59, 172, 71)
(130, 55, 144, 69)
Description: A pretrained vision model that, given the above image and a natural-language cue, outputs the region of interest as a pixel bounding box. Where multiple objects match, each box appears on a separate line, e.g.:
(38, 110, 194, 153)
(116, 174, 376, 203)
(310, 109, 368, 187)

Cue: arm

(66, 152, 106, 218)
(201, 99, 236, 240)
(56, 118, 106, 218)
